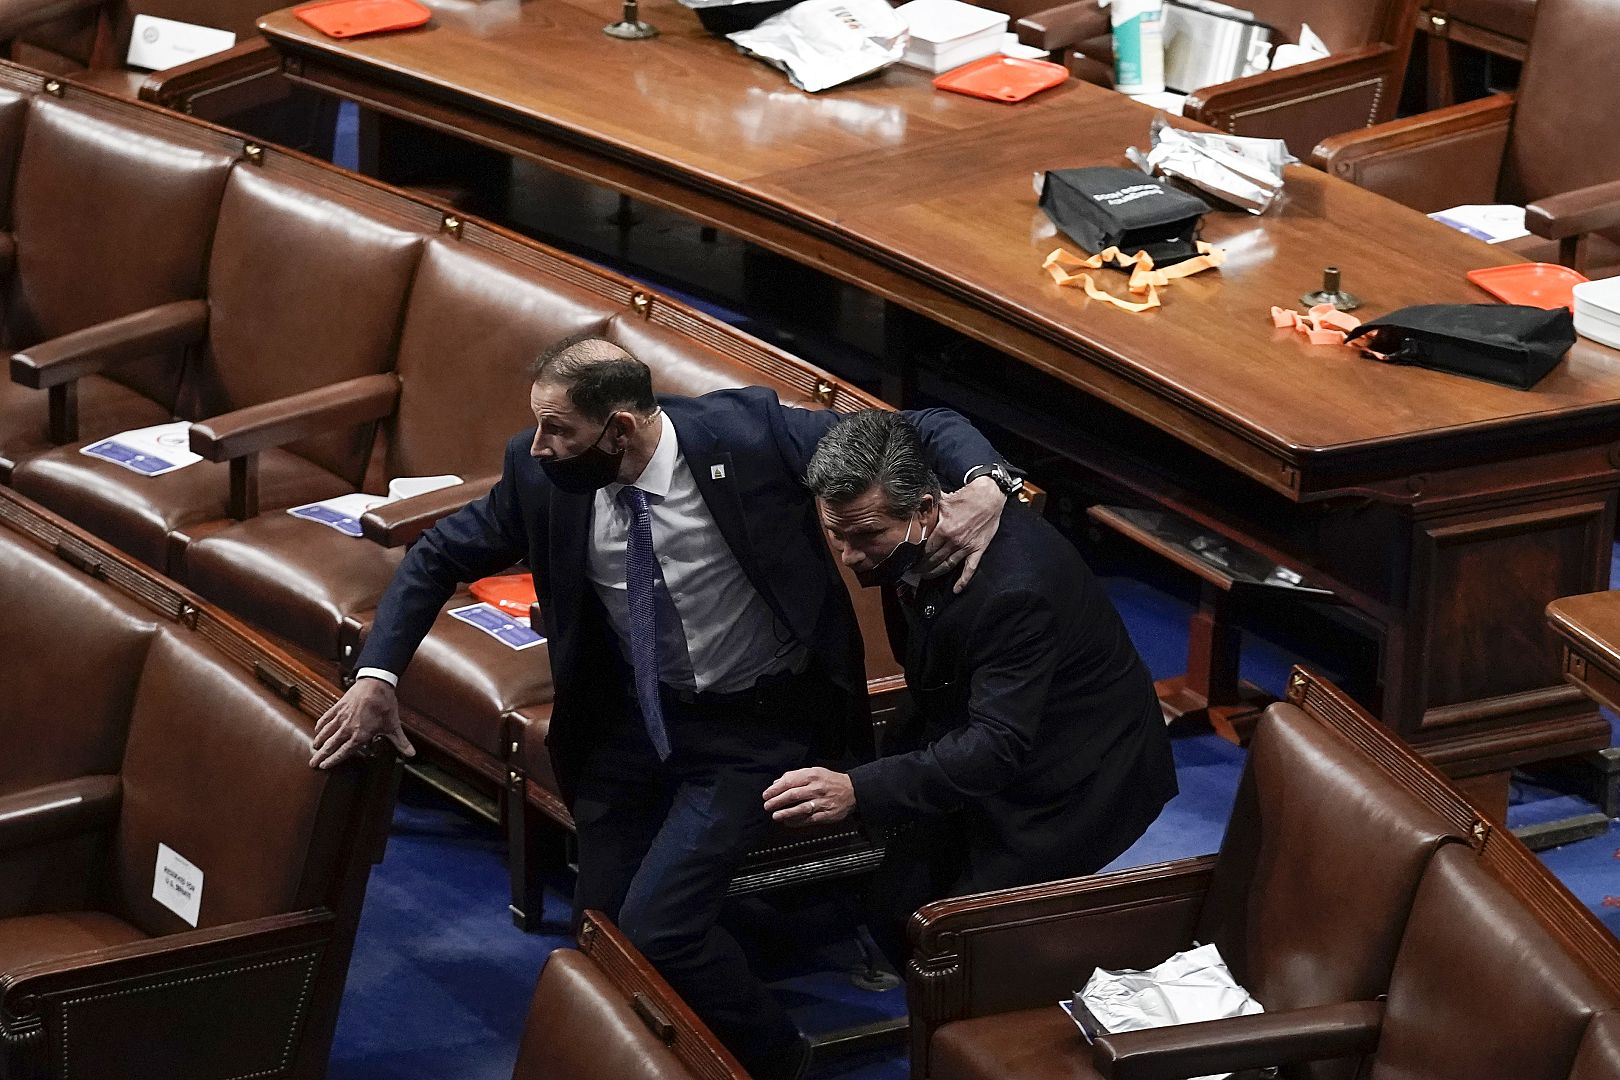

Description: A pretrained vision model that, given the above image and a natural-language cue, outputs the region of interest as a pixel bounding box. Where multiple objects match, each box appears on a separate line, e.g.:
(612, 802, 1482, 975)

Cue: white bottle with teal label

(1110, 0, 1165, 96)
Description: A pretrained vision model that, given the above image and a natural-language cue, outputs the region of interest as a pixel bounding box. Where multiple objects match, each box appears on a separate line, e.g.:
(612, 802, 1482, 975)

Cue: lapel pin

(710, 464, 726, 480)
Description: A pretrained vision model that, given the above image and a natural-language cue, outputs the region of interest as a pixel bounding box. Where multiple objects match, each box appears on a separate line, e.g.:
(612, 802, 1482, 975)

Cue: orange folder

(293, 0, 431, 39)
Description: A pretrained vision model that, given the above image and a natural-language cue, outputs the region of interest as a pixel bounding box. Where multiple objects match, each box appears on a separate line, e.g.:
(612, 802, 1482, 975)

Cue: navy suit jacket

(356, 387, 1001, 798)
(849, 504, 1177, 889)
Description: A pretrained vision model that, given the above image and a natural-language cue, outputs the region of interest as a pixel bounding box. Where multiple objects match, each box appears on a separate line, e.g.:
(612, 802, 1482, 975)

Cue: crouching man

(763, 410, 1177, 962)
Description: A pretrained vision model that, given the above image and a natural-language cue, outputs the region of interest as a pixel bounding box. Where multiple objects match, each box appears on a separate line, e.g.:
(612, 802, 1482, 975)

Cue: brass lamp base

(604, 17, 659, 37)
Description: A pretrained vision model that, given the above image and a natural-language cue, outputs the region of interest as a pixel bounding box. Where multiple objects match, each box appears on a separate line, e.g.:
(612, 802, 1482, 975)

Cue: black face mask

(540, 418, 624, 494)
(855, 516, 930, 589)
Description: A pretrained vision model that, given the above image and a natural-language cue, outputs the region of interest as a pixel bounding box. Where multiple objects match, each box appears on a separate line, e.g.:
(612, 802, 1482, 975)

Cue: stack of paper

(896, 0, 1008, 73)
(1429, 204, 1529, 244)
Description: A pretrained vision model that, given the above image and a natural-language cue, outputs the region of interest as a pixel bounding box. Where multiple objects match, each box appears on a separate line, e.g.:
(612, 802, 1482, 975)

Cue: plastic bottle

(1110, 0, 1164, 95)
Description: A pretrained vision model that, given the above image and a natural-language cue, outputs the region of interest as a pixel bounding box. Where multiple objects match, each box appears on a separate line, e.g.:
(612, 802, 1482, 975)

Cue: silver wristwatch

(963, 462, 1024, 498)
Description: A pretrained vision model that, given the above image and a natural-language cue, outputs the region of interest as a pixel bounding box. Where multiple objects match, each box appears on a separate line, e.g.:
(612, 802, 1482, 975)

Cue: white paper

(80, 421, 202, 477)
(448, 602, 548, 651)
(1067, 943, 1264, 1080)
(1128, 90, 1188, 114)
(1429, 204, 1528, 244)
(1269, 22, 1328, 69)
(1001, 32, 1051, 59)
(730, 0, 910, 93)
(387, 474, 463, 501)
(126, 14, 236, 72)
(153, 842, 203, 927)
(288, 475, 463, 538)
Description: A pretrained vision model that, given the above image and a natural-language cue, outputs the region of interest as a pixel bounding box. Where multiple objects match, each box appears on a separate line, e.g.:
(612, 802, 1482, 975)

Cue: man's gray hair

(806, 409, 939, 515)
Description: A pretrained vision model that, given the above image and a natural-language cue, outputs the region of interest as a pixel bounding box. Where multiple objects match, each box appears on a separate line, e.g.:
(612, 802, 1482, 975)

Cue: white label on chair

(153, 843, 204, 927)
(125, 15, 236, 72)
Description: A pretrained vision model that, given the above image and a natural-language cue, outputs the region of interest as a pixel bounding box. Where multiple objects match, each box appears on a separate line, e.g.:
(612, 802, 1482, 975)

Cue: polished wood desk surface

(260, 0, 1620, 494)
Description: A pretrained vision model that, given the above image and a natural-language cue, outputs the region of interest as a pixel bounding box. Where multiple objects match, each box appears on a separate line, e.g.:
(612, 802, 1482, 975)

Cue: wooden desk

(1544, 591, 1620, 822)
(261, 0, 1620, 791)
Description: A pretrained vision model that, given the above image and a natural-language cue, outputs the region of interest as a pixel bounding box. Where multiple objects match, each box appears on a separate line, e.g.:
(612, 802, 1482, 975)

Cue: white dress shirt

(587, 412, 804, 693)
(359, 412, 803, 693)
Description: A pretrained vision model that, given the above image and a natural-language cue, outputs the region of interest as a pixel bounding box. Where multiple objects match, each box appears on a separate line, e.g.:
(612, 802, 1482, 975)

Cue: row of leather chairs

(0, 484, 396, 1080)
(0, 63, 921, 929)
(904, 666, 1620, 1080)
(1313, 0, 1620, 278)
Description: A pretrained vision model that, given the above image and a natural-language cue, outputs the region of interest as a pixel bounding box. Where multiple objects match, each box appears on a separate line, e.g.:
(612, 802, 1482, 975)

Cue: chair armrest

(10, 300, 208, 391)
(358, 474, 499, 547)
(1525, 178, 1620, 241)
(1186, 44, 1405, 158)
(0, 0, 104, 41)
(1092, 1001, 1386, 1080)
(1310, 92, 1513, 210)
(0, 907, 336, 1076)
(188, 374, 399, 462)
(0, 776, 119, 852)
(138, 37, 276, 107)
(908, 856, 1216, 1074)
(1014, 0, 1107, 52)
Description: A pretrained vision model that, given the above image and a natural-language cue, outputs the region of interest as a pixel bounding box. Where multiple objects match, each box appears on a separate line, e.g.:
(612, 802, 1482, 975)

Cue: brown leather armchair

(10, 148, 433, 573)
(906, 667, 1475, 1080)
(1013, 0, 1421, 157)
(0, 0, 330, 149)
(0, 70, 240, 482)
(0, 485, 396, 1080)
(1313, 0, 1620, 277)
(512, 911, 750, 1080)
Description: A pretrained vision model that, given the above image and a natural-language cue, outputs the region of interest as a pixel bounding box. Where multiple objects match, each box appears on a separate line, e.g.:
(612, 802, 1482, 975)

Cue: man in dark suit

(307, 336, 1012, 1079)
(764, 409, 1177, 962)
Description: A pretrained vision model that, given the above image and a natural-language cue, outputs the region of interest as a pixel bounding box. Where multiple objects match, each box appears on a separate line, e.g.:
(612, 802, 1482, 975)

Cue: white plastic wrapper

(1127, 113, 1295, 214)
(728, 0, 909, 93)
(1068, 943, 1266, 1080)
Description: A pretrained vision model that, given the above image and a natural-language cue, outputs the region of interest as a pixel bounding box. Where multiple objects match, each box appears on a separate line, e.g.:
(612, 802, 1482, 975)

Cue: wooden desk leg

(1155, 582, 1272, 744)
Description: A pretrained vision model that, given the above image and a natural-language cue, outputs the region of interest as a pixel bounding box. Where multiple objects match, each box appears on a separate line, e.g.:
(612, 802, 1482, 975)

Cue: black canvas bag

(1344, 304, 1576, 390)
(1040, 166, 1210, 266)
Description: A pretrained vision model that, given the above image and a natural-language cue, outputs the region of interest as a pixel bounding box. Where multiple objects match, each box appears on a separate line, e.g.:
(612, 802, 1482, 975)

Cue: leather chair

(0, 73, 239, 482)
(906, 667, 1470, 1080)
(0, 485, 396, 1080)
(511, 910, 750, 1080)
(1084, 841, 1620, 1080)
(0, 0, 329, 150)
(1313, 0, 1620, 278)
(1014, 0, 1422, 157)
(11, 153, 432, 573)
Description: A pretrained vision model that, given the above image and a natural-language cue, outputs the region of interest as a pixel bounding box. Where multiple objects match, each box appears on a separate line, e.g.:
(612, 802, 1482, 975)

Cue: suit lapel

(547, 484, 594, 639)
(667, 401, 755, 566)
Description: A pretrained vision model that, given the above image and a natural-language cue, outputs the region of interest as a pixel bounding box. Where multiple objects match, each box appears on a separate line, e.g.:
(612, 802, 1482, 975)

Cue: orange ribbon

(1043, 243, 1226, 313)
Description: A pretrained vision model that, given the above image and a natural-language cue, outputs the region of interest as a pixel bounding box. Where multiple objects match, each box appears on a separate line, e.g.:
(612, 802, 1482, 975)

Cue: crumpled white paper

(1127, 113, 1295, 213)
(1069, 943, 1265, 1080)
(729, 0, 909, 93)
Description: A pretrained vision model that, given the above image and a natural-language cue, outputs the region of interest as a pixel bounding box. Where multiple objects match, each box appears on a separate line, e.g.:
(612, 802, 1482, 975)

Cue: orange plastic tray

(294, 0, 431, 38)
(470, 573, 537, 619)
(933, 55, 1068, 103)
(1466, 262, 1589, 310)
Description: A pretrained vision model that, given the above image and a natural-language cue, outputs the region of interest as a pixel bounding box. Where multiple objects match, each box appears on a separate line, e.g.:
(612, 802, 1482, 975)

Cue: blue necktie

(619, 486, 672, 760)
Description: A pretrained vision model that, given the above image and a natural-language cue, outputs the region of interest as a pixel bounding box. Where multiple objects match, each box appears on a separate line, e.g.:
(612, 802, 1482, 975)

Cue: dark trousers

(569, 671, 830, 1073)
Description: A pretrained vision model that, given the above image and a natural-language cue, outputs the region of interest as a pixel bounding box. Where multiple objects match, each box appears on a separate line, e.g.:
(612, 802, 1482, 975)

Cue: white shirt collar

(605, 411, 678, 501)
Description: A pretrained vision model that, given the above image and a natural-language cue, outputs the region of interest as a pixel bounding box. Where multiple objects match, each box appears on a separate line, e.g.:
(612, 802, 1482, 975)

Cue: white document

(126, 14, 236, 72)
(1429, 203, 1529, 244)
(153, 842, 204, 927)
(80, 421, 202, 477)
(287, 475, 463, 538)
(1067, 943, 1264, 1080)
(1270, 21, 1328, 68)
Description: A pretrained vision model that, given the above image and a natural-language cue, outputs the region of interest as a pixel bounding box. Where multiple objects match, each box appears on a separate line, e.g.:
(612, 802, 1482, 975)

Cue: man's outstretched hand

(310, 677, 415, 769)
(919, 475, 1006, 593)
(763, 767, 855, 825)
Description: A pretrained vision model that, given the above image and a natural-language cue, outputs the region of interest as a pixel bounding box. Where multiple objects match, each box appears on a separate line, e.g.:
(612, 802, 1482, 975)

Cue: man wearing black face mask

(763, 410, 1176, 967)
(307, 336, 1013, 1080)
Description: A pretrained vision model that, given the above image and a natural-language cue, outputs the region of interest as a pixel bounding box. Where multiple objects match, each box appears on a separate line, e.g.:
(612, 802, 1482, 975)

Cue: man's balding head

(526, 332, 658, 422)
